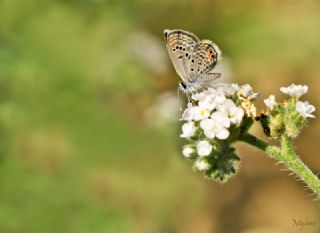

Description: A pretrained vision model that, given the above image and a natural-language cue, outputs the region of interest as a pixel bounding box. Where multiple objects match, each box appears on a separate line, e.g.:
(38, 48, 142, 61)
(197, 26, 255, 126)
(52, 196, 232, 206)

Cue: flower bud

(269, 114, 285, 138)
(194, 158, 211, 171)
(182, 146, 195, 158)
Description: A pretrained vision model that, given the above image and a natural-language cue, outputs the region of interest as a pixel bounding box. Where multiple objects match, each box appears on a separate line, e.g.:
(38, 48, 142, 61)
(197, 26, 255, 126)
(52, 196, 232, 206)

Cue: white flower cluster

(280, 84, 308, 98)
(180, 84, 257, 170)
(264, 84, 315, 119)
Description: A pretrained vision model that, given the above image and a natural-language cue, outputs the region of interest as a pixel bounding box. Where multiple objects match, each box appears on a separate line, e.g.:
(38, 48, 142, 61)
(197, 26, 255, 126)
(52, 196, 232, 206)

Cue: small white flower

(238, 84, 253, 97)
(182, 146, 194, 158)
(197, 140, 212, 156)
(217, 99, 244, 124)
(181, 103, 194, 121)
(264, 95, 276, 110)
(200, 118, 216, 139)
(195, 159, 211, 171)
(200, 112, 230, 139)
(280, 84, 308, 97)
(192, 106, 211, 121)
(296, 101, 316, 118)
(237, 84, 260, 100)
(181, 104, 210, 121)
(198, 95, 216, 111)
(210, 111, 231, 128)
(180, 121, 197, 138)
(225, 83, 239, 96)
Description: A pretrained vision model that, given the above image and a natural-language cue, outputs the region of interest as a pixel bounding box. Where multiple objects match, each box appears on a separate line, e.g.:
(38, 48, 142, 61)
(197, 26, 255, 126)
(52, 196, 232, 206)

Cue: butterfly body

(164, 29, 221, 93)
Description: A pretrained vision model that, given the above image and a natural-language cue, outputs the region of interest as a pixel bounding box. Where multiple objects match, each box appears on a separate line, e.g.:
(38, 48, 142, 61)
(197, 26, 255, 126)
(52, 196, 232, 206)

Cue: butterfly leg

(177, 86, 183, 112)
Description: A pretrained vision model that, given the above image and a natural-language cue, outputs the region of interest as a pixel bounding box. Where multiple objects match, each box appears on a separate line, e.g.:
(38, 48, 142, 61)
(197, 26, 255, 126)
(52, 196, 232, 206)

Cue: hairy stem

(239, 133, 320, 198)
(279, 135, 320, 197)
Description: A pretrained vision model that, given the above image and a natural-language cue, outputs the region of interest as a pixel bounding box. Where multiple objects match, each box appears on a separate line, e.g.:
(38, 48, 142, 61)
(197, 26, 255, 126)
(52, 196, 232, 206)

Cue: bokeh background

(0, 0, 320, 233)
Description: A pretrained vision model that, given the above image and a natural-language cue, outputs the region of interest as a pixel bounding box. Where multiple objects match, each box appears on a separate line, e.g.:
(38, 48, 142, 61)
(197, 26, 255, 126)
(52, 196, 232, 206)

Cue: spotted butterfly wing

(164, 29, 199, 85)
(187, 40, 221, 83)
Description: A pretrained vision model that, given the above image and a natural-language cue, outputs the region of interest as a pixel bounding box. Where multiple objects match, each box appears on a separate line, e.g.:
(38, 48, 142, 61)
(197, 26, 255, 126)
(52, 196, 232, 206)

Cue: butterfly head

(178, 81, 202, 94)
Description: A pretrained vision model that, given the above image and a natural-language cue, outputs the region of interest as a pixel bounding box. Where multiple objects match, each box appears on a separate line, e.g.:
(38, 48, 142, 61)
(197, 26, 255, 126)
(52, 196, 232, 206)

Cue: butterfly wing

(197, 72, 221, 82)
(187, 39, 221, 83)
(164, 29, 199, 84)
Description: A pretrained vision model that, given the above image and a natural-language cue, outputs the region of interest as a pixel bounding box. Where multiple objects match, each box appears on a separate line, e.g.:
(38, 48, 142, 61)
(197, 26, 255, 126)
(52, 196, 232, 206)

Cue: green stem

(238, 133, 281, 158)
(239, 133, 320, 197)
(279, 135, 320, 197)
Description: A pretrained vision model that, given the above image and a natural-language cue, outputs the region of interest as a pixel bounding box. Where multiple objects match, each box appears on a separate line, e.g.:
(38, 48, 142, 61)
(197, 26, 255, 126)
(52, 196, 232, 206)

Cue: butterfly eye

(179, 81, 187, 90)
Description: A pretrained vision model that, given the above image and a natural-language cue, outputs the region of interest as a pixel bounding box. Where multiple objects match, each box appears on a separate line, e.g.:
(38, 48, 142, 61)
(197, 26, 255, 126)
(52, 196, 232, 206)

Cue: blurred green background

(0, 0, 320, 233)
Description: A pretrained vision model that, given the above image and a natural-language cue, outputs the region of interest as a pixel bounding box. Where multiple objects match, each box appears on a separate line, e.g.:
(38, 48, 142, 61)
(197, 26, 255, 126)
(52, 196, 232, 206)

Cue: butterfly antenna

(187, 92, 191, 103)
(190, 86, 196, 97)
(188, 90, 193, 102)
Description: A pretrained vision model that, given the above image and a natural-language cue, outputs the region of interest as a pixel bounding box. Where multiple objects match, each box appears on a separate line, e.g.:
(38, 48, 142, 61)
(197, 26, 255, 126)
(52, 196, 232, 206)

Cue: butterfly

(164, 29, 222, 94)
